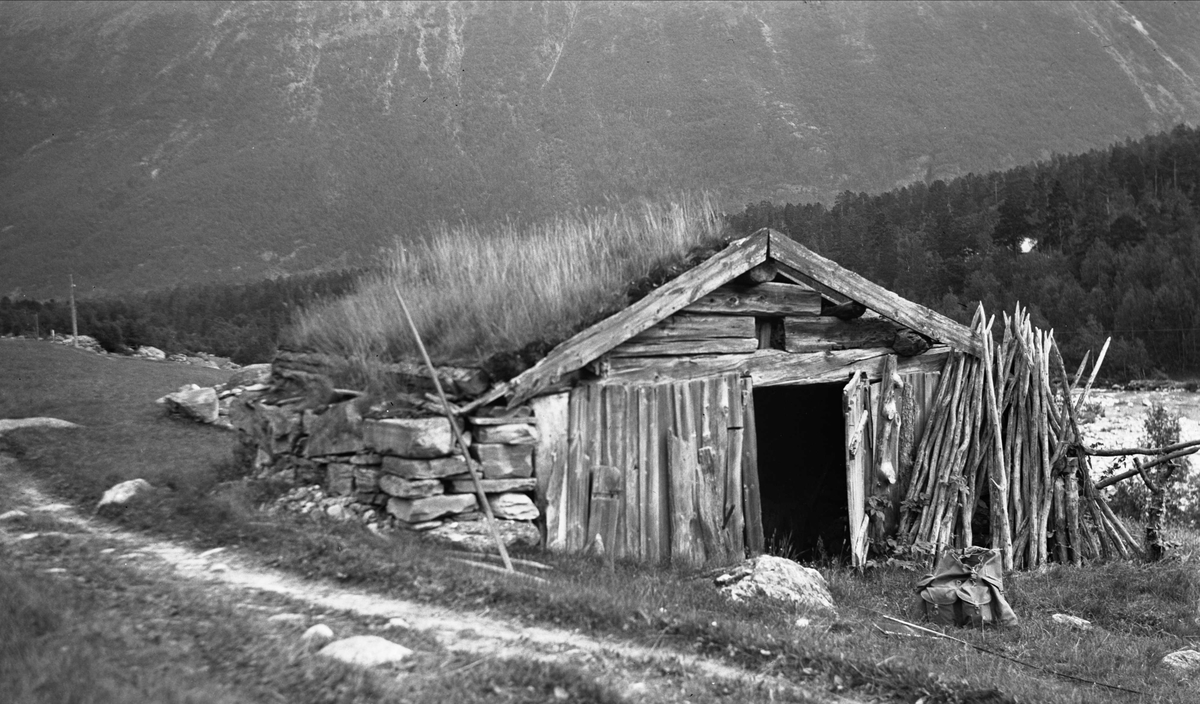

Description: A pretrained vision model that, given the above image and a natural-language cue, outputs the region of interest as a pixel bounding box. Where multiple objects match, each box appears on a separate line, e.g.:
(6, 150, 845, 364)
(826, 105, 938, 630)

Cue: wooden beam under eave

(600, 346, 952, 386)
(506, 232, 771, 406)
(767, 231, 983, 357)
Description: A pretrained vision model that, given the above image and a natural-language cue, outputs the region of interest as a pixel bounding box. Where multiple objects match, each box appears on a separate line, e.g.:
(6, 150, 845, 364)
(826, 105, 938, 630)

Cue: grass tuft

(286, 194, 727, 369)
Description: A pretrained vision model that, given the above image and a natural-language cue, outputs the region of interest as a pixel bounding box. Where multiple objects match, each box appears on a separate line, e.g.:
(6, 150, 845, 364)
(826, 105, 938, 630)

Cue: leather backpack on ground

(916, 547, 1018, 628)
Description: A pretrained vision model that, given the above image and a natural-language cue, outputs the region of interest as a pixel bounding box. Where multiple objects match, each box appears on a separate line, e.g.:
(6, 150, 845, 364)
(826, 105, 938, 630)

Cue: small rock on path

(318, 635, 412, 667)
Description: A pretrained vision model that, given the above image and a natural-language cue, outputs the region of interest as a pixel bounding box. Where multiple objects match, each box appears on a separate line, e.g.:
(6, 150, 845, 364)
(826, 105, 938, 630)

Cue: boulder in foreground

(162, 385, 220, 423)
(715, 556, 836, 613)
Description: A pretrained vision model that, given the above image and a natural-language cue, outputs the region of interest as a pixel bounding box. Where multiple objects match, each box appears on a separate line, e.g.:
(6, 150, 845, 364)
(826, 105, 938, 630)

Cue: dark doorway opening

(753, 383, 849, 562)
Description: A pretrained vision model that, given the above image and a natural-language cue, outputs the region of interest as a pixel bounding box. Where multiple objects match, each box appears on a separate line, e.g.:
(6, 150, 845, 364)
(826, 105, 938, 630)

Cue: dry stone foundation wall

(230, 370, 541, 541)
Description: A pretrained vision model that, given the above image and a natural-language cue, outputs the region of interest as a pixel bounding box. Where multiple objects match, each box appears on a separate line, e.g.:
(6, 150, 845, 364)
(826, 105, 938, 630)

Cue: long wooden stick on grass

(869, 611, 1146, 695)
(392, 283, 515, 572)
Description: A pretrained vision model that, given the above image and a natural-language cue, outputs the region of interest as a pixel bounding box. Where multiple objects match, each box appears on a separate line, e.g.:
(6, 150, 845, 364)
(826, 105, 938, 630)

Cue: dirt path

(0, 447, 851, 704)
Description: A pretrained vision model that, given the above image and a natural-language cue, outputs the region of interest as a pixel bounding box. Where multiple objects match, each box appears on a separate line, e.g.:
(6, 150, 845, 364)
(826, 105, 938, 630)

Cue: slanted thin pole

(391, 284, 513, 572)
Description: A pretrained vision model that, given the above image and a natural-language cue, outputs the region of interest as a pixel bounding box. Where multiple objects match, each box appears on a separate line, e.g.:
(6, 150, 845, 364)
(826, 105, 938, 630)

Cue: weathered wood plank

(683, 282, 821, 317)
(508, 233, 770, 405)
(604, 384, 629, 560)
(652, 385, 672, 563)
(783, 316, 899, 353)
(725, 428, 746, 558)
(564, 385, 593, 551)
(631, 313, 756, 340)
(609, 337, 759, 358)
(713, 375, 740, 563)
(602, 347, 952, 386)
(768, 231, 982, 356)
(695, 379, 727, 564)
(740, 376, 764, 555)
(844, 371, 872, 567)
(530, 392, 569, 552)
(586, 465, 622, 558)
(667, 432, 704, 568)
(634, 387, 652, 561)
(725, 373, 746, 560)
(622, 387, 642, 560)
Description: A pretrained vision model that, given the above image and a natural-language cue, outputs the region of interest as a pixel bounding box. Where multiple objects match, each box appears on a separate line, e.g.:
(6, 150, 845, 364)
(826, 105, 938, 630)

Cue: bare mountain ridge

(2, 0, 1199, 298)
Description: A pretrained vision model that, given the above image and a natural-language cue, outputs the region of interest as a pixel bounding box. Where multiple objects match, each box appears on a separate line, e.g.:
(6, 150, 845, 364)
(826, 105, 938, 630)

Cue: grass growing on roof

(287, 195, 727, 366)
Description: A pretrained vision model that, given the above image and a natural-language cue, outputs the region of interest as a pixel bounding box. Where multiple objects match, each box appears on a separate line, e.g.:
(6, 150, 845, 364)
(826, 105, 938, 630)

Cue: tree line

(729, 124, 1200, 378)
(0, 269, 364, 365)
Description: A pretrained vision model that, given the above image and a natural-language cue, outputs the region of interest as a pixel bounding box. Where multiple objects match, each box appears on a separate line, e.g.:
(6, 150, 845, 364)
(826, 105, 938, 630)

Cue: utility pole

(69, 274, 78, 347)
(34, 312, 39, 339)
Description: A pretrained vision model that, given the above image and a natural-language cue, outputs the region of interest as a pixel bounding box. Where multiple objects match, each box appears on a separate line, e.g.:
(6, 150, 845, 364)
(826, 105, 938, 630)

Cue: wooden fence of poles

(899, 303, 1143, 570)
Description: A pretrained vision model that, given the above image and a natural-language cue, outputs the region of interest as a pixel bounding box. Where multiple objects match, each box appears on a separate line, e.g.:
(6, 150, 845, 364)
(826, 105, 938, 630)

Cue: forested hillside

(731, 125, 1200, 376)
(0, 269, 362, 364)
(3, 1, 1200, 297)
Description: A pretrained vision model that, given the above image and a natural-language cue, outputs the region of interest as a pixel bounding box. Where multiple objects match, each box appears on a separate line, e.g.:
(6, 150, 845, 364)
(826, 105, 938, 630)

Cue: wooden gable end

(507, 233, 771, 405)
(766, 230, 983, 356)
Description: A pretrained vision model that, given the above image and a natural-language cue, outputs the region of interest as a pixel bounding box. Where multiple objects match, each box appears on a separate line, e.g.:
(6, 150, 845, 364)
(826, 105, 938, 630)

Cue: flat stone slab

(488, 492, 540, 520)
(446, 477, 536, 494)
(387, 494, 477, 523)
(318, 635, 413, 667)
(379, 475, 444, 499)
(382, 454, 468, 479)
(470, 443, 533, 479)
(471, 423, 539, 445)
(364, 418, 457, 458)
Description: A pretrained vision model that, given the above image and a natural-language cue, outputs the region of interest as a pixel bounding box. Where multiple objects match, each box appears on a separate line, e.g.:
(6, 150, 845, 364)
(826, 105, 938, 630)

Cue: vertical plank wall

(538, 373, 749, 565)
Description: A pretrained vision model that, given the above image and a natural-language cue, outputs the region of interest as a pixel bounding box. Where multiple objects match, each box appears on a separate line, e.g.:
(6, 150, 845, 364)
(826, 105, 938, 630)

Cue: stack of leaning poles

(899, 303, 1142, 570)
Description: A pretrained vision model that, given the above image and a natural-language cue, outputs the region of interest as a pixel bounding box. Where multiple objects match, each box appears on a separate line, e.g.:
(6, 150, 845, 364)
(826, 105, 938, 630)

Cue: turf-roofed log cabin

(484, 228, 966, 568)
(271, 228, 1137, 570)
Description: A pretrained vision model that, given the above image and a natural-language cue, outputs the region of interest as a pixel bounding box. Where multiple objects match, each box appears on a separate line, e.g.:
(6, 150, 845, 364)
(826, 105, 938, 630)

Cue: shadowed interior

(753, 383, 849, 562)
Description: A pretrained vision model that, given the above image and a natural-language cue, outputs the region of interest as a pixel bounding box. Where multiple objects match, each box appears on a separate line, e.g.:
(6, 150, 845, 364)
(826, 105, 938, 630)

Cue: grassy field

(3, 337, 1200, 703)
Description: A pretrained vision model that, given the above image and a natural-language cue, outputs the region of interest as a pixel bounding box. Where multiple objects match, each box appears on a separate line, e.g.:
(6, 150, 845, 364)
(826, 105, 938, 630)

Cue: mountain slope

(2, 0, 1199, 298)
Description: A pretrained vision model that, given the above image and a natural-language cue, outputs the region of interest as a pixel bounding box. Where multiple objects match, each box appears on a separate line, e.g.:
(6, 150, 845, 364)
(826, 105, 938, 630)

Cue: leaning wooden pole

(980, 309, 1013, 570)
(392, 284, 514, 572)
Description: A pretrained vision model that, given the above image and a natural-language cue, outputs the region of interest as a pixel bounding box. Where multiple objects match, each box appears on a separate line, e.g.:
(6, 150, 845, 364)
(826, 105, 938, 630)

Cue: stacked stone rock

(366, 416, 540, 529)
(231, 387, 541, 536)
